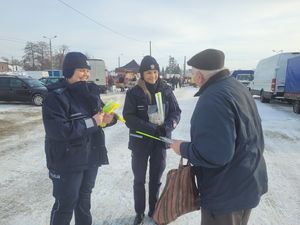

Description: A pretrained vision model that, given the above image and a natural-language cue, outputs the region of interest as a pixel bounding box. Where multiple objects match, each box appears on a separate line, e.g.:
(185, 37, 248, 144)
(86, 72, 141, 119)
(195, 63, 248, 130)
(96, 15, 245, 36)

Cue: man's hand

(155, 125, 166, 137)
(170, 140, 183, 155)
(103, 113, 115, 124)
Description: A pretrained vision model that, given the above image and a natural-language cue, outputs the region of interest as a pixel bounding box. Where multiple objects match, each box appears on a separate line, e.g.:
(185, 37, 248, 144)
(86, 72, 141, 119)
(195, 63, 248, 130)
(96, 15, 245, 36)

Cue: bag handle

(178, 157, 191, 168)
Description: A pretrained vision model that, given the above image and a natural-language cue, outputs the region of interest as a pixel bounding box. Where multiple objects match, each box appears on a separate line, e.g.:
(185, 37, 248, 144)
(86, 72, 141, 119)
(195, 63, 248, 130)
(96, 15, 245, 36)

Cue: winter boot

(148, 210, 154, 218)
(133, 213, 144, 225)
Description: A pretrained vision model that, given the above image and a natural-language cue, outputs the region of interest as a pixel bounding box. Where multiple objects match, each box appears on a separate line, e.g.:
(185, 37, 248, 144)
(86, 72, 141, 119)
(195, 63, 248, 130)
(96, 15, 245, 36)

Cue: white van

(250, 52, 300, 102)
(87, 59, 107, 93)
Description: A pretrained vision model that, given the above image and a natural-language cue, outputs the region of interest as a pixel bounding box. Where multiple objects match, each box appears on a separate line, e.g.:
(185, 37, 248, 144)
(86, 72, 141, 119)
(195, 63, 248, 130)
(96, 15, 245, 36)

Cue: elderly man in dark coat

(170, 49, 268, 225)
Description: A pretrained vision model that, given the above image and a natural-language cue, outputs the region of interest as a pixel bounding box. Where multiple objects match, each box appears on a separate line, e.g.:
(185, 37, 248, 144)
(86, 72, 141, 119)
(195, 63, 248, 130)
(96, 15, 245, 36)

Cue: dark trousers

(49, 167, 98, 225)
(201, 208, 251, 225)
(131, 146, 166, 214)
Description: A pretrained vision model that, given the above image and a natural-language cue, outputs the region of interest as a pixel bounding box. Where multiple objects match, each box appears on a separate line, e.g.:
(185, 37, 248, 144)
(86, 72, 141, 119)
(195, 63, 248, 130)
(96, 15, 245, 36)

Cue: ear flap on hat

(63, 68, 75, 78)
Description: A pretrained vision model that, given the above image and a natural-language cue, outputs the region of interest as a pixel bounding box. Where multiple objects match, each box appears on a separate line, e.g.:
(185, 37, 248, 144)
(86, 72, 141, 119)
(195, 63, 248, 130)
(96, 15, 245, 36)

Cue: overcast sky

(1, 0, 300, 70)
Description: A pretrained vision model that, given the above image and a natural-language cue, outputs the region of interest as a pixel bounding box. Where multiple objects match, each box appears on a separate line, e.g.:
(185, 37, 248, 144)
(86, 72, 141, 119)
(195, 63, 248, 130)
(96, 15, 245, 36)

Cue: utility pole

(183, 56, 186, 77)
(149, 41, 152, 56)
(43, 35, 57, 76)
(118, 53, 123, 68)
(11, 56, 14, 72)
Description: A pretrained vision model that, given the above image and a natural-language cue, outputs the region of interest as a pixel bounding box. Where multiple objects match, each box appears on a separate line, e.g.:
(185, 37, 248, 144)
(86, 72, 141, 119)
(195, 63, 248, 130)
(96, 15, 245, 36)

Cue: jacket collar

(194, 69, 230, 97)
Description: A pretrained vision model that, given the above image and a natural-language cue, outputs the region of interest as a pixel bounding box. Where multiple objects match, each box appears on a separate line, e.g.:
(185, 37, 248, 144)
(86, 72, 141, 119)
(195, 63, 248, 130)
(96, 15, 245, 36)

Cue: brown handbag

(153, 158, 200, 225)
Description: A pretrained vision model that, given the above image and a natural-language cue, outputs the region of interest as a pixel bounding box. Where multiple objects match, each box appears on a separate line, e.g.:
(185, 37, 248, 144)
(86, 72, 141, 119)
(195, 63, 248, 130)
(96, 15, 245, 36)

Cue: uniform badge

(150, 64, 155, 70)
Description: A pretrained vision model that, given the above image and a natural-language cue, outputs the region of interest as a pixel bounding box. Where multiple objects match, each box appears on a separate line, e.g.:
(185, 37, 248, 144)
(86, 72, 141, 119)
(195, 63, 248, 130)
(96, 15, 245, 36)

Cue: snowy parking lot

(0, 86, 299, 225)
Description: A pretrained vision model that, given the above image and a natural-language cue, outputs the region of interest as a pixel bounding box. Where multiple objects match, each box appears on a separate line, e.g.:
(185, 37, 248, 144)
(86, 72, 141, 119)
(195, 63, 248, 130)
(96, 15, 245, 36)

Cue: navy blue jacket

(42, 80, 113, 173)
(123, 79, 181, 150)
(180, 70, 268, 213)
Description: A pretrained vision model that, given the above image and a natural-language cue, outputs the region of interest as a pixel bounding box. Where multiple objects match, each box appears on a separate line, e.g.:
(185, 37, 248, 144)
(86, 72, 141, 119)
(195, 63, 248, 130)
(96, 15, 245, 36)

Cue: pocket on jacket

(65, 137, 89, 165)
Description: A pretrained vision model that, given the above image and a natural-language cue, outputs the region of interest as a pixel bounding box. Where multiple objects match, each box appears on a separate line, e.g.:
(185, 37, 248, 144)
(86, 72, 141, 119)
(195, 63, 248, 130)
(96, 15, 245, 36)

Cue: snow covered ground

(0, 86, 299, 225)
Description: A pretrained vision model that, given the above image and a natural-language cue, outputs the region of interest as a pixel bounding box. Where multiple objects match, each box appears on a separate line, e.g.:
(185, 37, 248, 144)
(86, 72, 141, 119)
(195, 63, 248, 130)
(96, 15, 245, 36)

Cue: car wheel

(293, 102, 300, 114)
(260, 90, 270, 103)
(32, 94, 44, 106)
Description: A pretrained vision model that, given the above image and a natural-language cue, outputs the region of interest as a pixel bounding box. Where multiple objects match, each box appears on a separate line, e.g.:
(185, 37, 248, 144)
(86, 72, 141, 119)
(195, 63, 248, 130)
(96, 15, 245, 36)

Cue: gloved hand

(155, 125, 166, 137)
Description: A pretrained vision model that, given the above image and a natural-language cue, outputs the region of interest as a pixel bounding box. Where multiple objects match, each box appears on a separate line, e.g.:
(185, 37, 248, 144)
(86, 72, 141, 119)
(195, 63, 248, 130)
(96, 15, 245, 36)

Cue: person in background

(42, 52, 117, 225)
(123, 55, 181, 225)
(170, 49, 268, 225)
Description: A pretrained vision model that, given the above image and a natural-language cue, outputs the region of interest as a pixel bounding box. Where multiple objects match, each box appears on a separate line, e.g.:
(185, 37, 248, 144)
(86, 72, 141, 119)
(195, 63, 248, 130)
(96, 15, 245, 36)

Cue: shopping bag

(153, 158, 200, 225)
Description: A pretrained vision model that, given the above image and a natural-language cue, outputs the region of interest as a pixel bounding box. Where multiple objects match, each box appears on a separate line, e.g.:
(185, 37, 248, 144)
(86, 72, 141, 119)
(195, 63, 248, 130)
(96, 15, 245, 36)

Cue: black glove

(155, 125, 166, 137)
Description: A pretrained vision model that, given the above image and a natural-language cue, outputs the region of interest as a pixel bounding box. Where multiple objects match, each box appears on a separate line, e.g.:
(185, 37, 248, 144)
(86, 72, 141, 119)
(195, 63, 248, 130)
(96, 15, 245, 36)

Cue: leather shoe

(133, 213, 144, 225)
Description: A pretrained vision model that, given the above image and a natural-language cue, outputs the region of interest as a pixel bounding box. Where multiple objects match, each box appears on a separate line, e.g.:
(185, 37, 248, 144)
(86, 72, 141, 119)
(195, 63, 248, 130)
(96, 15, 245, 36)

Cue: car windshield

(48, 78, 60, 84)
(237, 74, 254, 81)
(24, 79, 45, 87)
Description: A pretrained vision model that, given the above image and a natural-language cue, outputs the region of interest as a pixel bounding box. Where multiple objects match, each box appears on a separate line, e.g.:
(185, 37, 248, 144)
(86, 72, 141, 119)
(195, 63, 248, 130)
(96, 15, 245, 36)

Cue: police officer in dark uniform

(123, 55, 181, 225)
(42, 52, 116, 225)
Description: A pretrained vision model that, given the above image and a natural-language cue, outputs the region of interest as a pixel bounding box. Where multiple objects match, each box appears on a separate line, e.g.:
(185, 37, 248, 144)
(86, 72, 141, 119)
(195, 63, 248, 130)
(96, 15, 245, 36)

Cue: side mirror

(22, 84, 28, 89)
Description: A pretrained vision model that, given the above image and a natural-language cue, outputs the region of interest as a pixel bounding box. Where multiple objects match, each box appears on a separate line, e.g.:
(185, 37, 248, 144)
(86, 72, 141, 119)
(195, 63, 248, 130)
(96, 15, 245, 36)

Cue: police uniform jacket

(123, 79, 181, 150)
(42, 80, 113, 173)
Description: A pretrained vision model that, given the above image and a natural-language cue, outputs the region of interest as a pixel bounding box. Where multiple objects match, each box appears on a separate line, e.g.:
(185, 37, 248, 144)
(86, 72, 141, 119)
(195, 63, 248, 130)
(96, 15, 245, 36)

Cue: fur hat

(63, 52, 91, 78)
(187, 49, 225, 70)
(139, 55, 160, 78)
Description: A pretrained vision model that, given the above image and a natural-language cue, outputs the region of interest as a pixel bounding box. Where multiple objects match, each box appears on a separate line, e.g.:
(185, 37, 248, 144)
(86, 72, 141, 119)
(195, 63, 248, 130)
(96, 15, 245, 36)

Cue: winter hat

(139, 55, 160, 78)
(187, 49, 225, 70)
(63, 52, 91, 78)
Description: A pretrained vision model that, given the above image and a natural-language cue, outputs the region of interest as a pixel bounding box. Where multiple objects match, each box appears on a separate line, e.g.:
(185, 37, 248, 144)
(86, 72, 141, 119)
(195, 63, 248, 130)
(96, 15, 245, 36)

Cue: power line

(0, 38, 26, 44)
(57, 0, 146, 43)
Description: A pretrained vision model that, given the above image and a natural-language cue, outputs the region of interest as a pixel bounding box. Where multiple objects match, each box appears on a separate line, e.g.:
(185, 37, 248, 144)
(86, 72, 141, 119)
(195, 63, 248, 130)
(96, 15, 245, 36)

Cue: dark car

(39, 76, 64, 86)
(0, 74, 48, 106)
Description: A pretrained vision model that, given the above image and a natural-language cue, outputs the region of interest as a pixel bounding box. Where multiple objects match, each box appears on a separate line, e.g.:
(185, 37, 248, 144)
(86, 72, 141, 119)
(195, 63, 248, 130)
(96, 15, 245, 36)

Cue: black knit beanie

(139, 55, 160, 79)
(63, 52, 91, 78)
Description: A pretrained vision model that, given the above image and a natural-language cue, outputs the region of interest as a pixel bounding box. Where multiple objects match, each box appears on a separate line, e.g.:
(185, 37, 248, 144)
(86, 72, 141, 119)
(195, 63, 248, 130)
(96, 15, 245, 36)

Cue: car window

(237, 74, 254, 81)
(0, 77, 10, 87)
(10, 78, 25, 88)
(49, 78, 59, 84)
(24, 79, 44, 87)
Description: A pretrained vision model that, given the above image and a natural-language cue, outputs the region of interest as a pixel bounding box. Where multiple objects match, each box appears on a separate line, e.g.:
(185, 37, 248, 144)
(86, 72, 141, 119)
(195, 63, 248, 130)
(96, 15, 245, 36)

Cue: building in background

(0, 61, 9, 72)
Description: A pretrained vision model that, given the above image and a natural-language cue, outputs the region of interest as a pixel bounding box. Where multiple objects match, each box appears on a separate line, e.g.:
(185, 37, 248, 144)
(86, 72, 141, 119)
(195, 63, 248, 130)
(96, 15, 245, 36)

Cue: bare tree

(53, 45, 69, 70)
(23, 42, 39, 70)
(36, 41, 50, 70)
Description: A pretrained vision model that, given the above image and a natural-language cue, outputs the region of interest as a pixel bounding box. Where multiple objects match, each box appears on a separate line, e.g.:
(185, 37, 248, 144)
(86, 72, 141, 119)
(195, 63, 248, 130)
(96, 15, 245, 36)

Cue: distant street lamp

(272, 49, 283, 54)
(43, 35, 57, 75)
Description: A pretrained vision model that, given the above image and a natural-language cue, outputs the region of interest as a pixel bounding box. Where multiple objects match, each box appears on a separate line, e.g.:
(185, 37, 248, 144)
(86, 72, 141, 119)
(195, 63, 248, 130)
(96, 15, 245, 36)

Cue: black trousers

(201, 208, 251, 225)
(131, 146, 166, 214)
(49, 167, 98, 225)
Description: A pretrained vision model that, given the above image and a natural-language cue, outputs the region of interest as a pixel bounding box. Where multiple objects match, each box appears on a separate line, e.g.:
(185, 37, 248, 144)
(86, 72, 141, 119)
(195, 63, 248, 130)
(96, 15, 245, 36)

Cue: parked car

(39, 76, 64, 86)
(230, 70, 254, 89)
(0, 74, 47, 106)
